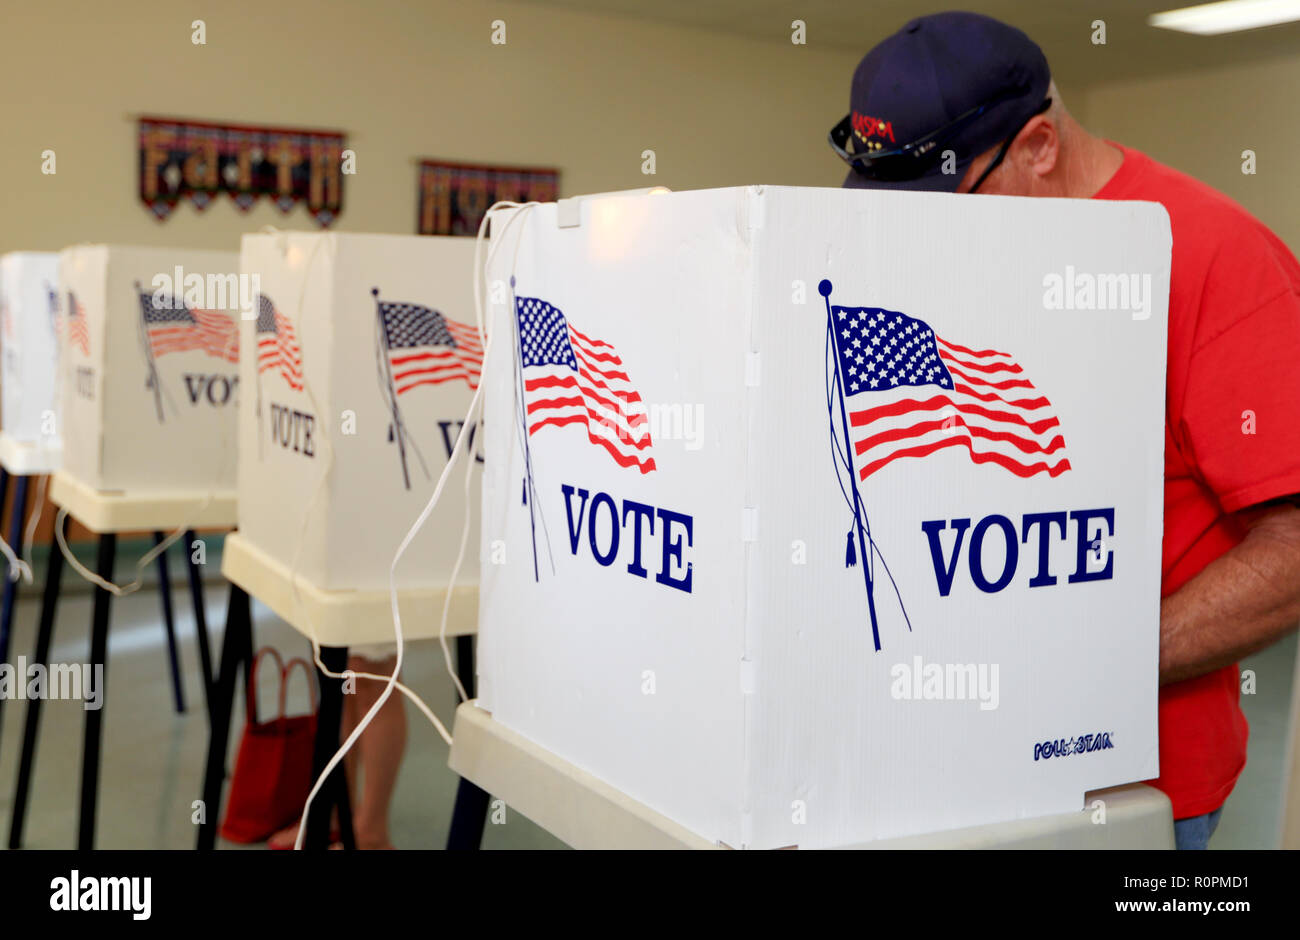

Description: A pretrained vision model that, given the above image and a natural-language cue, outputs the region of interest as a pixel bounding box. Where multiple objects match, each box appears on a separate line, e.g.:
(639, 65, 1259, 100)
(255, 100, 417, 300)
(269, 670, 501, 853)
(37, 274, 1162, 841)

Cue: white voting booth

(196, 233, 485, 855)
(237, 232, 483, 592)
(8, 246, 245, 851)
(477, 186, 1172, 849)
(57, 245, 241, 502)
(231, 233, 482, 643)
(0, 252, 62, 473)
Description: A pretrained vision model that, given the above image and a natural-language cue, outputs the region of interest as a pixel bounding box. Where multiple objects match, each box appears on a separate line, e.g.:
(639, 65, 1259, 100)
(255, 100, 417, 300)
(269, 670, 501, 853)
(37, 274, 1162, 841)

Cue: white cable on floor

(53, 506, 180, 596)
(283, 231, 462, 849)
(21, 470, 48, 575)
(433, 201, 538, 705)
(0, 532, 32, 584)
(291, 201, 537, 850)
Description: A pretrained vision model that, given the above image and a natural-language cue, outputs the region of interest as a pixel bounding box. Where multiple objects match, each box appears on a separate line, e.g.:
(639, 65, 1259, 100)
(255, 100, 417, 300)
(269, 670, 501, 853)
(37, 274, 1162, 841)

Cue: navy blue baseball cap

(831, 12, 1051, 191)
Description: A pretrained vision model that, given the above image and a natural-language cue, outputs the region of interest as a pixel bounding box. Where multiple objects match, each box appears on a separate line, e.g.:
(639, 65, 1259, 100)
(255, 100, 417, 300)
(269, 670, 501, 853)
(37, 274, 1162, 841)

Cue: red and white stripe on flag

(848, 335, 1071, 480)
(524, 322, 656, 474)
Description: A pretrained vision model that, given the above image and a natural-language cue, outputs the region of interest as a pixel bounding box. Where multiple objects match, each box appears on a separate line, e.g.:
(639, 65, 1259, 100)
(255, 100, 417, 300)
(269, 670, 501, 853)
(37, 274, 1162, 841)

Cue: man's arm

(1160, 498, 1300, 685)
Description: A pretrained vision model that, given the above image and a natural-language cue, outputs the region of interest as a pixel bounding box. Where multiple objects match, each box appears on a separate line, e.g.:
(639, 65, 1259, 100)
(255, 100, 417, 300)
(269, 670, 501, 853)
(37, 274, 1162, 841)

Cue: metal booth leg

(0, 473, 31, 667)
(7, 510, 67, 849)
(196, 583, 253, 850)
(77, 532, 116, 850)
(182, 529, 215, 719)
(153, 532, 186, 714)
(305, 645, 356, 850)
(0, 473, 31, 754)
(445, 633, 490, 850)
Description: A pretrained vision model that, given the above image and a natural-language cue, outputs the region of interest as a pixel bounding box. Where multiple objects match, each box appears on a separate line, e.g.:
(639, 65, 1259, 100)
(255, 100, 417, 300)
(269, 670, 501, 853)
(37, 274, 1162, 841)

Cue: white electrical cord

(291, 201, 538, 850)
(274, 232, 465, 735)
(20, 471, 48, 577)
(0, 532, 32, 584)
(281, 228, 468, 848)
(54, 506, 181, 596)
(424, 200, 539, 705)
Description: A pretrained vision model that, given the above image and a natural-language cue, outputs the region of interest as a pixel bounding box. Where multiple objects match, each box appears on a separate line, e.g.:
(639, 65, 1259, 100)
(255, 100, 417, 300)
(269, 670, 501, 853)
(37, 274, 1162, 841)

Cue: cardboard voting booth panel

(479, 186, 1171, 849)
(57, 245, 241, 495)
(0, 252, 61, 472)
(238, 233, 482, 593)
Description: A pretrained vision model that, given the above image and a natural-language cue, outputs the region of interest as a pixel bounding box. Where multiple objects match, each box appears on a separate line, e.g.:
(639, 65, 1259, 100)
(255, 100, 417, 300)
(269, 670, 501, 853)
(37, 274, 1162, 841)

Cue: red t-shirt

(1093, 145, 1300, 819)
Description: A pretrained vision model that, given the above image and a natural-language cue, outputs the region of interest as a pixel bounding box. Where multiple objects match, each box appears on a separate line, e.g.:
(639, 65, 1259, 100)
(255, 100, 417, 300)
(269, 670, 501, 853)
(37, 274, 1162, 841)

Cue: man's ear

(1014, 115, 1058, 179)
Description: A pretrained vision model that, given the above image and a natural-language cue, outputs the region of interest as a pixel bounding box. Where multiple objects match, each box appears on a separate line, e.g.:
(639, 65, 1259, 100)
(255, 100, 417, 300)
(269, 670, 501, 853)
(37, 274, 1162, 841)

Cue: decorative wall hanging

(138, 117, 347, 227)
(416, 159, 559, 236)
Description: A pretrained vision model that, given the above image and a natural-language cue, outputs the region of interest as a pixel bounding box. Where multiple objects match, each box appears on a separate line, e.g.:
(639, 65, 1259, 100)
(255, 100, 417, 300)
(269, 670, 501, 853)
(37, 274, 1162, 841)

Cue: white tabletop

(50, 470, 237, 533)
(449, 701, 1175, 850)
(220, 531, 477, 646)
(0, 433, 59, 476)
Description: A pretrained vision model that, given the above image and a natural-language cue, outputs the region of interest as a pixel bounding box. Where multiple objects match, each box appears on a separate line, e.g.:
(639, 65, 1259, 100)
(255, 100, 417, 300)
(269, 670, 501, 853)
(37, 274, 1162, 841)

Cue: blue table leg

(78, 532, 116, 850)
(7, 510, 66, 849)
(197, 583, 253, 851)
(446, 634, 489, 849)
(154, 531, 185, 714)
(0, 473, 27, 667)
(182, 529, 214, 720)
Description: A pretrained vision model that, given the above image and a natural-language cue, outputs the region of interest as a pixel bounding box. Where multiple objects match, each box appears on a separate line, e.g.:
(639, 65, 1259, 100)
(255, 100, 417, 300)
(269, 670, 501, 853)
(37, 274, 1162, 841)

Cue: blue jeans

(1174, 806, 1224, 850)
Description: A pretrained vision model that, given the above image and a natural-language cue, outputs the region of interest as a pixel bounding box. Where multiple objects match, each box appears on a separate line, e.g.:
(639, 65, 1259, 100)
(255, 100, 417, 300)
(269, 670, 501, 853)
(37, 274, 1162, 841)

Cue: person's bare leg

(349, 653, 406, 849)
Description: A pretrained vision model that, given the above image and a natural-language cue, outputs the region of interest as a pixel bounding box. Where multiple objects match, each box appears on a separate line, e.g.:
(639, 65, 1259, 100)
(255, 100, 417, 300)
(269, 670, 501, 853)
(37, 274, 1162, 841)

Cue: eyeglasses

(964, 97, 1052, 194)
(829, 96, 1051, 186)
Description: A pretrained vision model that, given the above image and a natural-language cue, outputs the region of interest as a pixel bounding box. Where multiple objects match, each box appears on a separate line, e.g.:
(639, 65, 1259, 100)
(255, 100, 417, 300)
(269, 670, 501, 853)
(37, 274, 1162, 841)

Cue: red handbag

(219, 648, 319, 844)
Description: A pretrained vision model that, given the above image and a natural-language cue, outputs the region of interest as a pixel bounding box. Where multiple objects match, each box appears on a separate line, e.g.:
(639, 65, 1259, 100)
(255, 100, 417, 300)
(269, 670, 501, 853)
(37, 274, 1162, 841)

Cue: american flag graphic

(516, 295, 655, 474)
(66, 291, 90, 356)
(139, 292, 238, 362)
(256, 294, 303, 391)
(831, 301, 1070, 480)
(377, 298, 482, 393)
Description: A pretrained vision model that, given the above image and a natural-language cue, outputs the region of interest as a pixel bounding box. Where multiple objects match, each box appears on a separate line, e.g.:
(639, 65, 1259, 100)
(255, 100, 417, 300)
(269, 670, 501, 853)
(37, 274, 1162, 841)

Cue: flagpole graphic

(134, 281, 167, 423)
(373, 288, 412, 489)
(822, 279, 882, 651)
(371, 287, 480, 489)
(511, 277, 543, 583)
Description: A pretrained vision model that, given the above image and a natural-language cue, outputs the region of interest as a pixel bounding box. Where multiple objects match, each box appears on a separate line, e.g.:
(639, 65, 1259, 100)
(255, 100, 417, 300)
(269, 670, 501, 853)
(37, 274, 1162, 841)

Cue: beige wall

(0, 0, 860, 254)
(1077, 55, 1300, 251)
(3, 2, 1297, 254)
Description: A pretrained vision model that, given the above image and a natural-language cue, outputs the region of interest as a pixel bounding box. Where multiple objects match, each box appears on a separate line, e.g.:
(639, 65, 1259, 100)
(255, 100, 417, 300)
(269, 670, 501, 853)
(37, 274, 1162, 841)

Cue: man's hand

(1160, 498, 1300, 685)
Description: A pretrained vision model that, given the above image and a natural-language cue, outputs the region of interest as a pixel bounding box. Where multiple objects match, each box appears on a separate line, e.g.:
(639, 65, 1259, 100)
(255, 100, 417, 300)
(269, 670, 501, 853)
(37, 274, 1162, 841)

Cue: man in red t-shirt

(832, 12, 1300, 848)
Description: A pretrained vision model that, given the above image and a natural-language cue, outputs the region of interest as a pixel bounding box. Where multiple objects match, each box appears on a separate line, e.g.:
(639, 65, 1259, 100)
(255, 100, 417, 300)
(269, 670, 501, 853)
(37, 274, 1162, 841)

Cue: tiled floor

(0, 540, 563, 851)
(0, 540, 1294, 850)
